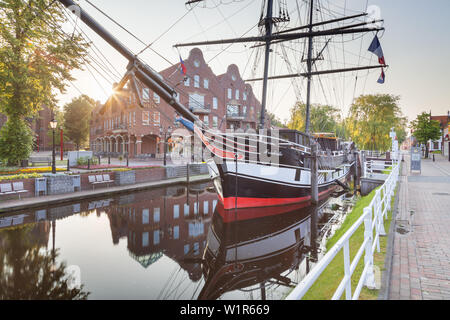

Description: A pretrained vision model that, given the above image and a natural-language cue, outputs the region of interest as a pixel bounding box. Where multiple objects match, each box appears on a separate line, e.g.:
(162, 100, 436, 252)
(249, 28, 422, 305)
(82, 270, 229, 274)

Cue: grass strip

(297, 184, 397, 300)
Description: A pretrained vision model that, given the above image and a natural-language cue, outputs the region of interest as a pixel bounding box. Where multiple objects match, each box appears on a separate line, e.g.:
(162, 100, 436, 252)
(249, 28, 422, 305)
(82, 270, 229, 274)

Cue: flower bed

(73, 164, 162, 170)
(0, 173, 43, 181)
(0, 167, 65, 175)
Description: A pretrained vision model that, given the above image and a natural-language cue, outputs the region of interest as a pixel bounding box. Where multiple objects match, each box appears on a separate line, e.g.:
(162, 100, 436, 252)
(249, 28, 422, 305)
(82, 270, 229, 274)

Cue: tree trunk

(425, 144, 429, 159)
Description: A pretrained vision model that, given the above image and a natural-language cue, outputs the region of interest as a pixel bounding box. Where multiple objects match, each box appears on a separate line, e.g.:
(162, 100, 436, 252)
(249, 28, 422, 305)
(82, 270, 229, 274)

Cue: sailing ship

(55, 0, 387, 215)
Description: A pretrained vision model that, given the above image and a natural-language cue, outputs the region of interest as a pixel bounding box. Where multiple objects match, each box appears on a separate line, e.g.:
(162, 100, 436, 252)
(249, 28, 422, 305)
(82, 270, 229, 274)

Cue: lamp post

(50, 119, 57, 174)
(160, 126, 172, 166)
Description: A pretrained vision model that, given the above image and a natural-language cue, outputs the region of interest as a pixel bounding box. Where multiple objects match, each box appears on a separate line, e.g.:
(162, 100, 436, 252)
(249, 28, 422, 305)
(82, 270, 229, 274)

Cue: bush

(0, 117, 34, 166)
(76, 156, 98, 166)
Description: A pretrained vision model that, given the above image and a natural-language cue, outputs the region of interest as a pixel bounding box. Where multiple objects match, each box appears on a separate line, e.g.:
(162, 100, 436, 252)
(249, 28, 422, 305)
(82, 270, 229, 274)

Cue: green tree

(346, 94, 407, 151)
(410, 112, 441, 158)
(267, 112, 286, 128)
(63, 95, 95, 150)
(287, 102, 341, 135)
(0, 0, 88, 165)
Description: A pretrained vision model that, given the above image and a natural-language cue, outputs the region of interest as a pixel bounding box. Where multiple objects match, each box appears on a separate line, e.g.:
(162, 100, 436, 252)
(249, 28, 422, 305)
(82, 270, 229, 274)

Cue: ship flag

(179, 55, 187, 76)
(377, 68, 385, 84)
(368, 35, 386, 65)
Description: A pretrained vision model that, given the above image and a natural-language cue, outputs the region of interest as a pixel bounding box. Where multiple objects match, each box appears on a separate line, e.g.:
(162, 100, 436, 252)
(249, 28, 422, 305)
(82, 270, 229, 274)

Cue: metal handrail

(286, 160, 400, 300)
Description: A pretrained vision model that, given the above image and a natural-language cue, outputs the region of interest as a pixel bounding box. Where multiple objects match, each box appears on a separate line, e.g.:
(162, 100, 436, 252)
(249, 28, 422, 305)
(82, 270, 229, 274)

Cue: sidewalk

(388, 154, 450, 300)
(0, 174, 211, 214)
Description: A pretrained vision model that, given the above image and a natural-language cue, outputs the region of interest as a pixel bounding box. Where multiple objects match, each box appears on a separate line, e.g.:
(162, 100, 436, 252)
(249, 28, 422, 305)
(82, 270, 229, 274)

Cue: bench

(0, 182, 29, 200)
(88, 174, 114, 190)
(29, 156, 52, 167)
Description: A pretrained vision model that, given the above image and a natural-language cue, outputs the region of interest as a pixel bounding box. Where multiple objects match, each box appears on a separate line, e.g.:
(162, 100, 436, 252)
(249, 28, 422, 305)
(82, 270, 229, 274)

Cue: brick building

(429, 113, 450, 152)
(89, 48, 262, 158)
(0, 105, 55, 152)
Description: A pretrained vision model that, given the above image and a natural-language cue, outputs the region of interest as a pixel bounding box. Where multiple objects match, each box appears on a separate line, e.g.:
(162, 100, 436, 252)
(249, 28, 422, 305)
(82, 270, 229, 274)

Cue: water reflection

(198, 201, 323, 300)
(0, 183, 349, 300)
(0, 222, 89, 300)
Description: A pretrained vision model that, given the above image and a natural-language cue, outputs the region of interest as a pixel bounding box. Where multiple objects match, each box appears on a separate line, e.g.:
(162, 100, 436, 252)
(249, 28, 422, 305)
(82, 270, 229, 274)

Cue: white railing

(286, 161, 400, 300)
(363, 151, 399, 178)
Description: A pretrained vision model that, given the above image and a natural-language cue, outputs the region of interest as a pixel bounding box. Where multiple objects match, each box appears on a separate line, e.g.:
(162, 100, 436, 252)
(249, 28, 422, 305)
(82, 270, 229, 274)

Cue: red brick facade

(89, 48, 262, 158)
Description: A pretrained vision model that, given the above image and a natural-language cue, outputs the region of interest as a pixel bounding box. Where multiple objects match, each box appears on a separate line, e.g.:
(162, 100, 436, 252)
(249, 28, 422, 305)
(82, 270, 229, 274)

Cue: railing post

(343, 241, 352, 300)
(377, 189, 386, 238)
(363, 208, 377, 289)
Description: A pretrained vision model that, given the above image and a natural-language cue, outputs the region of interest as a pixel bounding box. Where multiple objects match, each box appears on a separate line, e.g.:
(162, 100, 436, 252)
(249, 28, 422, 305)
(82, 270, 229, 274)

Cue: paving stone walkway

(388, 154, 450, 300)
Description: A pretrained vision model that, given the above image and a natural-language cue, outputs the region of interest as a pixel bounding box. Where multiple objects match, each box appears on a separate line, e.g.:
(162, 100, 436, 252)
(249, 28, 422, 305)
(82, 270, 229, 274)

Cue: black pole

(305, 0, 315, 134)
(164, 134, 167, 166)
(259, 0, 274, 130)
(52, 128, 56, 174)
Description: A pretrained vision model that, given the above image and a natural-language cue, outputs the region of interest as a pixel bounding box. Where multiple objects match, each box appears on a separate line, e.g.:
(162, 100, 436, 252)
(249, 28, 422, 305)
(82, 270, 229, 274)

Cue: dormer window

(194, 60, 200, 68)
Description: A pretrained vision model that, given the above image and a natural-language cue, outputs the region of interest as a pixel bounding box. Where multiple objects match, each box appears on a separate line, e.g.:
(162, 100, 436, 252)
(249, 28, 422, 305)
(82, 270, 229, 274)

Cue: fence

(363, 160, 394, 179)
(286, 160, 400, 300)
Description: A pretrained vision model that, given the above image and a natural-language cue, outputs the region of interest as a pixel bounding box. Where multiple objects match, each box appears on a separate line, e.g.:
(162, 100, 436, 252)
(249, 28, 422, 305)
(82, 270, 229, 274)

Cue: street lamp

(50, 119, 57, 174)
(160, 126, 173, 166)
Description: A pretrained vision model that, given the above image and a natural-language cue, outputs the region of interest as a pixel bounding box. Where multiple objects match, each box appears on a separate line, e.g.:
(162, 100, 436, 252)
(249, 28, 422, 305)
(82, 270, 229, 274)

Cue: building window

(227, 88, 232, 99)
(203, 201, 209, 215)
(203, 78, 209, 89)
(235, 89, 240, 100)
(173, 204, 180, 219)
(203, 116, 209, 127)
(243, 106, 247, 115)
(142, 209, 149, 224)
(173, 226, 180, 240)
(213, 97, 218, 109)
(142, 232, 149, 247)
(184, 77, 190, 86)
(243, 92, 247, 101)
(212, 116, 218, 128)
(142, 111, 150, 125)
(194, 75, 200, 88)
(153, 112, 160, 126)
(189, 93, 205, 110)
(153, 93, 160, 104)
(154, 208, 160, 223)
(142, 88, 150, 101)
(184, 204, 189, 216)
(153, 230, 160, 245)
(133, 112, 136, 125)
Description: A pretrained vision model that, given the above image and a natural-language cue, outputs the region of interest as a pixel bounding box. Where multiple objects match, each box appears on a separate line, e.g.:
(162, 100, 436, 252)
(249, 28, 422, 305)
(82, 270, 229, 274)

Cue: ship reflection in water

(0, 182, 352, 300)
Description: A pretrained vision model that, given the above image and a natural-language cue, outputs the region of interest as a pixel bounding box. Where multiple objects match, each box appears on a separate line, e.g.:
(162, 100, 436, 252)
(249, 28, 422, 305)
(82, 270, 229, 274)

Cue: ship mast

(259, 0, 275, 129)
(305, 0, 315, 134)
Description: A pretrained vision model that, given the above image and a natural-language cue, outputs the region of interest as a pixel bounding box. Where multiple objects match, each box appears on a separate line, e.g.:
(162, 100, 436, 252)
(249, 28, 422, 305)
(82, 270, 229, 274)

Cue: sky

(56, 0, 450, 124)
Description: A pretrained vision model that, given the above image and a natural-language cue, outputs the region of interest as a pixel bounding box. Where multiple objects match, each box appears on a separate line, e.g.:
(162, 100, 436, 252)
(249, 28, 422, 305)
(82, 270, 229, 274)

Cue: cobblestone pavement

(389, 154, 450, 300)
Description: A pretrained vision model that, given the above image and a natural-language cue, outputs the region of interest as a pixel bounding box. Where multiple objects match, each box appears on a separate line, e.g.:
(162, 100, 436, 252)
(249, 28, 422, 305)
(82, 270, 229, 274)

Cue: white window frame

(153, 93, 160, 104)
(142, 88, 150, 101)
(227, 88, 232, 99)
(184, 77, 190, 86)
(235, 89, 240, 100)
(153, 112, 160, 126)
(203, 78, 209, 89)
(142, 111, 150, 125)
(213, 97, 218, 109)
(194, 75, 200, 88)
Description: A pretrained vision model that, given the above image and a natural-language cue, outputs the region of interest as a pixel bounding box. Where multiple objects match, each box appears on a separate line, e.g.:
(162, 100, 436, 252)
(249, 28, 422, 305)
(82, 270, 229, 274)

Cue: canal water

(0, 183, 354, 300)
